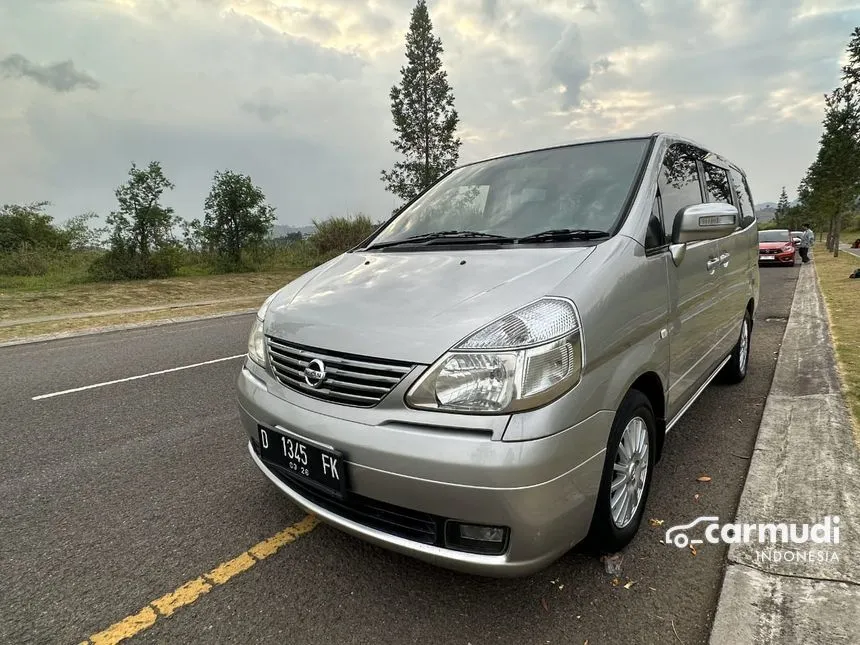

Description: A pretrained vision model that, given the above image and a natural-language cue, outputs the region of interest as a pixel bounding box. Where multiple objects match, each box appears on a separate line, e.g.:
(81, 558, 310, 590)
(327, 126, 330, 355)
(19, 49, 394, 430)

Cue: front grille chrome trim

(265, 336, 415, 407)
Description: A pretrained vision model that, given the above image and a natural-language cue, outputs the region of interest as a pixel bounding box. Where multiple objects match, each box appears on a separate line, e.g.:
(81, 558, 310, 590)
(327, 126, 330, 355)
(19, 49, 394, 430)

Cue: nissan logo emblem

(304, 358, 326, 388)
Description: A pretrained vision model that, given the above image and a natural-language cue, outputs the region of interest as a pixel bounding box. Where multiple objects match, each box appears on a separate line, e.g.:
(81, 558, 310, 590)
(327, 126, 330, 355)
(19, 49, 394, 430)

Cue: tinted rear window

(758, 230, 790, 242)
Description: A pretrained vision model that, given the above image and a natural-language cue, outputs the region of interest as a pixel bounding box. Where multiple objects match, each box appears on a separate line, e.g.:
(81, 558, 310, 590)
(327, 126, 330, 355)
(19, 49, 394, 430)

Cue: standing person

(798, 223, 815, 263)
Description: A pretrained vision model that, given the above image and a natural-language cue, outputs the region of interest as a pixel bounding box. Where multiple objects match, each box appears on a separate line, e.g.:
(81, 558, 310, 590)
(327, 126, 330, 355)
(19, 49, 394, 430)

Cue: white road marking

(31, 354, 246, 401)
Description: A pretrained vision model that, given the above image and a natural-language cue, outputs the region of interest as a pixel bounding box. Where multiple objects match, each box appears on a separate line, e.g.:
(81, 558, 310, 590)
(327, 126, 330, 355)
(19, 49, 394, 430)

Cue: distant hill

(756, 205, 777, 223)
(754, 199, 801, 224)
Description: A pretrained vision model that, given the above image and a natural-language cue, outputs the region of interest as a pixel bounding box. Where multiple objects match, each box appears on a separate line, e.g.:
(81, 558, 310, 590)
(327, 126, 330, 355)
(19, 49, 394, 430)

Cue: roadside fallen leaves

(689, 544, 698, 556)
(623, 580, 637, 589)
(649, 518, 664, 527)
(541, 598, 549, 612)
(696, 475, 712, 482)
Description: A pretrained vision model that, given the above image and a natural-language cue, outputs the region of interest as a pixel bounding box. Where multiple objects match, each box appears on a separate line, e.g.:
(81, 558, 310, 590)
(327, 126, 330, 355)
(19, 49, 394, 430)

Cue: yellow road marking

(80, 514, 319, 645)
(89, 608, 157, 645)
(205, 552, 256, 585)
(248, 514, 318, 558)
(150, 577, 212, 617)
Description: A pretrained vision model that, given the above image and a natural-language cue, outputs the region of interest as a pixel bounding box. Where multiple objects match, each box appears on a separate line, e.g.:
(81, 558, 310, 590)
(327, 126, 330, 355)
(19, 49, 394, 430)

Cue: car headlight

(247, 291, 279, 367)
(405, 297, 584, 414)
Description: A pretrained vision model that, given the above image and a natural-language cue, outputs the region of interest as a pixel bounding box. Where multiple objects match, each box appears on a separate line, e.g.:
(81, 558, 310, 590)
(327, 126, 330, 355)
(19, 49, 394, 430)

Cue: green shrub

(0, 247, 51, 276)
(87, 246, 181, 281)
(309, 214, 377, 256)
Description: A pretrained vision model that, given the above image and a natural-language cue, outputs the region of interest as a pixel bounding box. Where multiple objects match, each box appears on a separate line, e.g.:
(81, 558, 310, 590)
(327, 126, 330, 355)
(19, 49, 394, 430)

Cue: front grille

(265, 336, 415, 407)
(263, 457, 442, 545)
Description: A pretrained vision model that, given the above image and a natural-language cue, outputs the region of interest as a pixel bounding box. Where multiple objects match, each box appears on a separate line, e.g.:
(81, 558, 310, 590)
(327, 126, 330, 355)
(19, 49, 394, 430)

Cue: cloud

(544, 25, 592, 109)
(240, 88, 289, 122)
(592, 58, 612, 73)
(0, 53, 100, 92)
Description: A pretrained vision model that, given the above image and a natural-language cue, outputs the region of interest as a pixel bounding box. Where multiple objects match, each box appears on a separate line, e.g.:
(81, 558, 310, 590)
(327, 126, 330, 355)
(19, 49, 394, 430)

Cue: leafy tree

(197, 169, 276, 270)
(380, 0, 461, 208)
(775, 187, 790, 226)
(0, 201, 71, 251)
(90, 161, 181, 280)
(106, 161, 178, 257)
(62, 211, 105, 250)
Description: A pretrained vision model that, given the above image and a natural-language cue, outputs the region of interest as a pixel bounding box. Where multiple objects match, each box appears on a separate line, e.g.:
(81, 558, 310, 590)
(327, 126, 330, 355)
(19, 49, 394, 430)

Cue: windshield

(759, 230, 790, 242)
(367, 138, 650, 247)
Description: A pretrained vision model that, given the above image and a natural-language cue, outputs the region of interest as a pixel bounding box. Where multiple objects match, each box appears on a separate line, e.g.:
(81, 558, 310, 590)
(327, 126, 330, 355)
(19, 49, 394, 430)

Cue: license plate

(258, 425, 348, 498)
(761, 255, 774, 260)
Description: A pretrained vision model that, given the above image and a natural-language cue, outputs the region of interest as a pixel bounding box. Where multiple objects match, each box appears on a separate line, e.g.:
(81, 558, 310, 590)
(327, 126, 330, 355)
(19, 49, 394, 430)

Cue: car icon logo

(664, 516, 720, 548)
(304, 358, 326, 388)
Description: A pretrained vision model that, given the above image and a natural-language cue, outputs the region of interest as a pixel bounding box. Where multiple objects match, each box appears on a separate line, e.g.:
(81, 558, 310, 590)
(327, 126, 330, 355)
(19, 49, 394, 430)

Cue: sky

(1, 0, 858, 228)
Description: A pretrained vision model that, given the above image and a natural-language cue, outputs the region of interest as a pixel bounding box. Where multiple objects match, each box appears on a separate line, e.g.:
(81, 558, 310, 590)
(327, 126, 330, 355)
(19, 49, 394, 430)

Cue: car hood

(759, 241, 791, 249)
(265, 247, 595, 363)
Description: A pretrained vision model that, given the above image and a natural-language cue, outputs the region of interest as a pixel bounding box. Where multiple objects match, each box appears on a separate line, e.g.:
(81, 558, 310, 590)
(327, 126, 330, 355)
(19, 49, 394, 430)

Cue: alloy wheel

(610, 416, 650, 529)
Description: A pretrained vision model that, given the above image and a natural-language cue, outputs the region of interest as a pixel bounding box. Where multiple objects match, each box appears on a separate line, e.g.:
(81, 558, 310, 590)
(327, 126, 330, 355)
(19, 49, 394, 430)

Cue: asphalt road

(1, 263, 799, 645)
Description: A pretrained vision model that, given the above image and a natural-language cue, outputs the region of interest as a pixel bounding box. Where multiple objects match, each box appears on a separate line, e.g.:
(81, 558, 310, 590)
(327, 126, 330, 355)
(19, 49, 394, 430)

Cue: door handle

(719, 252, 730, 267)
(706, 258, 720, 272)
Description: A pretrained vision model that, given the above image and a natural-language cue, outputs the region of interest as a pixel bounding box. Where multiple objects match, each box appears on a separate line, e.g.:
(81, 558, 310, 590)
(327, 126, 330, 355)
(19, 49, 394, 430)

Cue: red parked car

(758, 229, 796, 267)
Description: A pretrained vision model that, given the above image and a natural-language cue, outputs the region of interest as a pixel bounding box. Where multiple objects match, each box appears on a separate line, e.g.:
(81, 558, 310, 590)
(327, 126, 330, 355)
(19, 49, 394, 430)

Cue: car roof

(454, 131, 745, 177)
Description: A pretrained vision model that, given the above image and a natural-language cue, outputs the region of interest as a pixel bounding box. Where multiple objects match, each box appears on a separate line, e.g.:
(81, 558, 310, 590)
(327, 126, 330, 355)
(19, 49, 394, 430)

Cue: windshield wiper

(366, 230, 516, 250)
(516, 228, 611, 244)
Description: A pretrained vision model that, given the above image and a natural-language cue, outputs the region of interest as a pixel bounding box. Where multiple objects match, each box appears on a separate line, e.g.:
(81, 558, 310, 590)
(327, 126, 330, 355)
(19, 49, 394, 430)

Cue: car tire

(720, 310, 752, 384)
(585, 389, 656, 554)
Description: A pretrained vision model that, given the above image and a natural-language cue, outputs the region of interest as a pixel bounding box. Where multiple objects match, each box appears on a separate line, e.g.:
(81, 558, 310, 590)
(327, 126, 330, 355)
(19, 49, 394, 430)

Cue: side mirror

(668, 203, 739, 266)
(672, 203, 739, 244)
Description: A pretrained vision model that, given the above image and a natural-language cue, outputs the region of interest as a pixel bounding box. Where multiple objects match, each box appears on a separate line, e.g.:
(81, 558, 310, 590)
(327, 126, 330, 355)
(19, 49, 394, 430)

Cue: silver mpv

(236, 132, 760, 577)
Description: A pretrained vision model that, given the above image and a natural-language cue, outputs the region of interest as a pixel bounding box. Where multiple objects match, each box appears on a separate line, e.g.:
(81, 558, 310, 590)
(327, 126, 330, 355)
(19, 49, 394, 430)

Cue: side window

(658, 144, 704, 242)
(702, 162, 732, 204)
(728, 168, 756, 228)
(645, 193, 666, 249)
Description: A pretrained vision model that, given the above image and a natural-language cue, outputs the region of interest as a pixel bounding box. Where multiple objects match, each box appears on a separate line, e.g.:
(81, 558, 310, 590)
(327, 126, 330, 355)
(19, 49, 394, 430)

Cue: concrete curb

(709, 262, 860, 644)
(0, 308, 256, 349)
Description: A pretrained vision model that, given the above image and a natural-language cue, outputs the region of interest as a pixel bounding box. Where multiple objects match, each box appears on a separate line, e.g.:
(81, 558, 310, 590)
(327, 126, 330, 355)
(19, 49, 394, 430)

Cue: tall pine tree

(381, 0, 461, 207)
(775, 186, 790, 226)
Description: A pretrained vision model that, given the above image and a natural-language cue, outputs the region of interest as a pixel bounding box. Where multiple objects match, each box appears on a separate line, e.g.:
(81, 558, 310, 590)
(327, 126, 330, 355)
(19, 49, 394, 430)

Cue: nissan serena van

(236, 132, 760, 577)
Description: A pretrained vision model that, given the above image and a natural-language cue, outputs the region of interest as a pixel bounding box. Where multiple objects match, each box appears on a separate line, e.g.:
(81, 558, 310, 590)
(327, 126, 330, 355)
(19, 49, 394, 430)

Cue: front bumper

(758, 250, 795, 264)
(237, 364, 609, 577)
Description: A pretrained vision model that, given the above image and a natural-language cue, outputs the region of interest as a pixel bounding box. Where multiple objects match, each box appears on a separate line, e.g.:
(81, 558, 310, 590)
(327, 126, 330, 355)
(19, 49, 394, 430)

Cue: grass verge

(0, 300, 264, 344)
(0, 269, 307, 343)
(839, 227, 860, 246)
(813, 244, 860, 437)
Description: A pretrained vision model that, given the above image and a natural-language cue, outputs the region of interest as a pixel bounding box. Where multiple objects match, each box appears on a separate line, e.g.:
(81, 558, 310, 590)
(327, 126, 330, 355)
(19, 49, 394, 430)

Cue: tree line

(780, 27, 860, 253)
(0, 162, 379, 281)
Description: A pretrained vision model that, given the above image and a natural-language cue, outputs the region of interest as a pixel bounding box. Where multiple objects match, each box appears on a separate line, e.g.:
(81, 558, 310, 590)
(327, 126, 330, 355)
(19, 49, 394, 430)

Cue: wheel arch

(628, 371, 666, 462)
